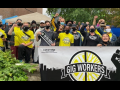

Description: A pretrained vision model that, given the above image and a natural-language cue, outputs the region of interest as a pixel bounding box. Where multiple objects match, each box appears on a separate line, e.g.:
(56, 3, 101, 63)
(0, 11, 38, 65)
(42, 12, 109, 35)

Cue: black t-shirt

(72, 32, 80, 46)
(86, 34, 101, 46)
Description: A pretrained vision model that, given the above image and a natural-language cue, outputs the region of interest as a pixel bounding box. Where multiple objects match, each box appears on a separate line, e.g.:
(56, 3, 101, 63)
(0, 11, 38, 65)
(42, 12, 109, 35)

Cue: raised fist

(94, 16, 98, 19)
(54, 13, 59, 17)
(111, 49, 120, 68)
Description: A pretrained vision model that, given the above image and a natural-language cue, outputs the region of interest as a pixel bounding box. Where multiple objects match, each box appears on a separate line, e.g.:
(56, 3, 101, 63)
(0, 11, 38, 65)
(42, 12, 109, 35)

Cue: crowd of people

(0, 13, 120, 63)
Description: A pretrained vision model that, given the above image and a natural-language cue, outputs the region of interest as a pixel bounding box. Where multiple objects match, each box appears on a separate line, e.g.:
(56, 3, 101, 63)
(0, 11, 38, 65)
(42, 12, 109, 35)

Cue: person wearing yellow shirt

(8, 19, 23, 59)
(8, 22, 34, 63)
(0, 24, 7, 52)
(57, 25, 74, 46)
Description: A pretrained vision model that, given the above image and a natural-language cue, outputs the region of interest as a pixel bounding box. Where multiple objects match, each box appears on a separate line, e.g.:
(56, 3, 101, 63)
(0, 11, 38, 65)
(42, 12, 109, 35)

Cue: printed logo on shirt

(21, 35, 29, 41)
(63, 37, 70, 44)
(89, 36, 97, 40)
(73, 34, 80, 40)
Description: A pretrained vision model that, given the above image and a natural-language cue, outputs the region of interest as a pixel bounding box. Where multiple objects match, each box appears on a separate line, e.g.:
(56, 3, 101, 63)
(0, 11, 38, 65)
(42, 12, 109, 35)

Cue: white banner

(38, 46, 120, 81)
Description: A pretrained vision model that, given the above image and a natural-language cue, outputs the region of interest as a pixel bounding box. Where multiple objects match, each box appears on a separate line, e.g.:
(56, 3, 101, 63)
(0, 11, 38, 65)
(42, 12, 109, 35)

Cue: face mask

(72, 28, 76, 31)
(40, 26, 45, 28)
(65, 30, 70, 34)
(68, 23, 72, 27)
(60, 22, 64, 25)
(17, 22, 22, 26)
(105, 29, 111, 33)
(23, 26, 29, 31)
(32, 24, 36, 28)
(90, 29, 95, 32)
(46, 26, 50, 29)
(0, 24, 2, 27)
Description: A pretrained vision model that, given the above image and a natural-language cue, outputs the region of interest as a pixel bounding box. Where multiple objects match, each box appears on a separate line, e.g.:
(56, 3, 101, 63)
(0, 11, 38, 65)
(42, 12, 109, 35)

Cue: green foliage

(0, 50, 38, 81)
(47, 8, 120, 26)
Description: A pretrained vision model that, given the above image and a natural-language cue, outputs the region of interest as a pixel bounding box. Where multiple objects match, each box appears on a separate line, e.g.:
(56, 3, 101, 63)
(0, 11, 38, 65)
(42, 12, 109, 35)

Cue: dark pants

(18, 44, 32, 63)
(10, 46, 18, 59)
(0, 47, 5, 52)
(5, 35, 11, 49)
(5, 41, 8, 49)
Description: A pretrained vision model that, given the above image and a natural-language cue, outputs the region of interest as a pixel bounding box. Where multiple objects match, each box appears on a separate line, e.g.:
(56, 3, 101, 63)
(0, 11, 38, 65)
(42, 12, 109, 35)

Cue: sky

(42, 8, 51, 18)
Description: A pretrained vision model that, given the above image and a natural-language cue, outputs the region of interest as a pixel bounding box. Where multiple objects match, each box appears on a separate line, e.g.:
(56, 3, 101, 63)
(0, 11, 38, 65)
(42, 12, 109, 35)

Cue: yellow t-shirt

(58, 33, 74, 46)
(0, 29, 7, 47)
(14, 27, 21, 46)
(108, 33, 112, 41)
(14, 30, 34, 48)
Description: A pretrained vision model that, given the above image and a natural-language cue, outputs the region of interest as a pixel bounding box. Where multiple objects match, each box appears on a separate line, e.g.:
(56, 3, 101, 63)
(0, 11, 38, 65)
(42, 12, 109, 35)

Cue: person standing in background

(33, 20, 46, 63)
(29, 20, 38, 63)
(4, 22, 13, 49)
(0, 23, 7, 52)
(8, 19, 23, 59)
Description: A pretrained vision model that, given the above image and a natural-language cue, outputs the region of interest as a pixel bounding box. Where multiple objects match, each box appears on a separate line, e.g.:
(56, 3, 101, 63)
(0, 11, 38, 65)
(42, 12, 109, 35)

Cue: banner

(38, 46, 120, 81)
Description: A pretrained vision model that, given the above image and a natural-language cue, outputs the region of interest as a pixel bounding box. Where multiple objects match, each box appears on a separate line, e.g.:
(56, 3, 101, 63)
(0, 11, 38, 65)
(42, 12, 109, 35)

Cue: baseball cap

(40, 20, 45, 24)
(72, 24, 77, 27)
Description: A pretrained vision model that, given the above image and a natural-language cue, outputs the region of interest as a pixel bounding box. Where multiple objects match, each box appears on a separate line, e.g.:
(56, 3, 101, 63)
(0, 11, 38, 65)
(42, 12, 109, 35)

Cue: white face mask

(105, 29, 111, 32)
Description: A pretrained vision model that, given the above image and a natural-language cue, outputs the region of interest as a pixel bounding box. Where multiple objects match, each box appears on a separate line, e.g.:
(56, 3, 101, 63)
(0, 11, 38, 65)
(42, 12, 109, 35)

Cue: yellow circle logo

(61, 50, 108, 81)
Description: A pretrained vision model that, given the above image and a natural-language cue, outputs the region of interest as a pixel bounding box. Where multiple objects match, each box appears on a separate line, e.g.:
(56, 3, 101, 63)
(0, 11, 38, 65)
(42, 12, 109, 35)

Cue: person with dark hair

(30, 20, 38, 33)
(96, 25, 117, 43)
(29, 20, 38, 63)
(0, 23, 7, 52)
(36, 20, 56, 46)
(8, 19, 23, 60)
(4, 22, 13, 49)
(70, 24, 82, 46)
(80, 24, 102, 46)
(97, 33, 120, 46)
(56, 25, 74, 46)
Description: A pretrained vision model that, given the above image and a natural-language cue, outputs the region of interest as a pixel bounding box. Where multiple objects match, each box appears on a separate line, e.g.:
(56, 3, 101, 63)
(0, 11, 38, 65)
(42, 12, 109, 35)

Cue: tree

(47, 8, 120, 26)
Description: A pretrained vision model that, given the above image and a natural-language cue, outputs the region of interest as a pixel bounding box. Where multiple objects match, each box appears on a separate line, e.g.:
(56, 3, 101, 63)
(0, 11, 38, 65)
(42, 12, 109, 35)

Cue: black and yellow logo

(61, 50, 110, 81)
(21, 35, 29, 41)
(63, 37, 70, 44)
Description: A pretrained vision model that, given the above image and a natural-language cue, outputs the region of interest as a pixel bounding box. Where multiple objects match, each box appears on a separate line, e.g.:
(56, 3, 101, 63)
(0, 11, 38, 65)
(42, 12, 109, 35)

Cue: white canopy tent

(5, 12, 51, 24)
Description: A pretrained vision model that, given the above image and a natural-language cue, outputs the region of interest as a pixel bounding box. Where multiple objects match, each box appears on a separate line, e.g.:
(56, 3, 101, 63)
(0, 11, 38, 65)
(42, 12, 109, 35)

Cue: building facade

(0, 8, 43, 19)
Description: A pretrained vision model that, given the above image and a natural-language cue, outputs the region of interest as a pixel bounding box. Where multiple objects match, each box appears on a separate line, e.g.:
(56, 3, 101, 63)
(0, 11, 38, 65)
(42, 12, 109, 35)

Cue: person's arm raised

(80, 24, 87, 37)
(93, 16, 98, 26)
(8, 24, 17, 35)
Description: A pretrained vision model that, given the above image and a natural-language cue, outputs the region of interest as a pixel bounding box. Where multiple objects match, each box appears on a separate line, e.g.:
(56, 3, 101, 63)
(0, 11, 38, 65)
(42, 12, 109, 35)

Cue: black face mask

(10, 25, 13, 27)
(68, 23, 72, 27)
(65, 30, 70, 34)
(90, 29, 95, 32)
(23, 26, 29, 31)
(0, 24, 2, 27)
(40, 26, 45, 28)
(46, 26, 50, 29)
(72, 28, 76, 31)
(17, 22, 22, 26)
